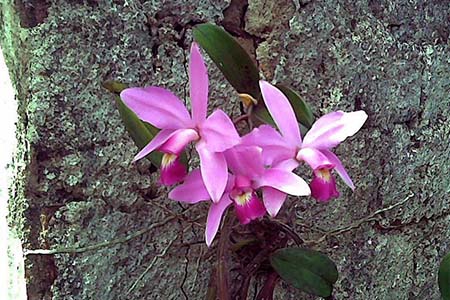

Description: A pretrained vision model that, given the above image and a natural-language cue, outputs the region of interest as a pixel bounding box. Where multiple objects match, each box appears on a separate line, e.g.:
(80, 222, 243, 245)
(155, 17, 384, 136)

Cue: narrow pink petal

(158, 128, 199, 155)
(120, 87, 192, 129)
(262, 187, 287, 217)
(199, 109, 240, 152)
(189, 43, 209, 123)
(133, 129, 176, 162)
(168, 169, 211, 203)
(302, 111, 368, 149)
(259, 81, 301, 145)
(197, 146, 228, 203)
(224, 146, 264, 179)
(322, 149, 355, 190)
(296, 147, 333, 171)
(272, 158, 299, 172)
(310, 171, 340, 202)
(241, 125, 295, 166)
(241, 125, 289, 148)
(255, 169, 310, 196)
(205, 194, 232, 247)
(233, 175, 252, 189)
(160, 155, 187, 186)
(233, 192, 266, 225)
(258, 146, 296, 167)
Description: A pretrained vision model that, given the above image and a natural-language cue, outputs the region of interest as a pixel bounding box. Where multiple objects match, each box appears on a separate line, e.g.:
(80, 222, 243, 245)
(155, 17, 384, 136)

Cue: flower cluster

(120, 43, 367, 246)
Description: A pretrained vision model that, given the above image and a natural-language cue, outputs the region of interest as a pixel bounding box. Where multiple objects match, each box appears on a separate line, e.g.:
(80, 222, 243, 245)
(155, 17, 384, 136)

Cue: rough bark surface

(1, 0, 449, 299)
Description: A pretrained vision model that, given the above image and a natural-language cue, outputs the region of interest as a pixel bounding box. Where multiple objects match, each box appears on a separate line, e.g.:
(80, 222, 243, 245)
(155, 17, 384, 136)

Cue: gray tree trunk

(1, 0, 449, 299)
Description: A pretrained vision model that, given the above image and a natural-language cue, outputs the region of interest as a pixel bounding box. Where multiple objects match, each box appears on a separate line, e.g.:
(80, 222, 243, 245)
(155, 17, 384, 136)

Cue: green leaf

(439, 252, 450, 300)
(193, 23, 261, 100)
(270, 247, 338, 297)
(276, 84, 315, 129)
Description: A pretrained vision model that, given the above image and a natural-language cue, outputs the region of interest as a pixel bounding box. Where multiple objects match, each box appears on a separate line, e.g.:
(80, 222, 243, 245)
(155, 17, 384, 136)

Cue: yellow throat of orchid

(161, 153, 177, 168)
(234, 191, 252, 206)
(316, 168, 332, 182)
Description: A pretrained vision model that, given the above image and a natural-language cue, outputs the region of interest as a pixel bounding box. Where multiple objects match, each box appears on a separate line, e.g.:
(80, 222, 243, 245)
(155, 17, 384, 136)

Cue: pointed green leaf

(276, 84, 315, 129)
(193, 23, 261, 100)
(270, 247, 338, 297)
(439, 252, 450, 300)
(253, 105, 275, 125)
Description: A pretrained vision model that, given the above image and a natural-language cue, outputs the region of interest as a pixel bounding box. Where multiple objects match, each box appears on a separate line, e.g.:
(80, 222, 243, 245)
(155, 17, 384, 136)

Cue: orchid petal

(200, 109, 240, 152)
(273, 158, 299, 172)
(120, 87, 192, 129)
(241, 125, 295, 165)
(197, 146, 228, 203)
(255, 169, 310, 196)
(168, 169, 211, 203)
(302, 111, 367, 149)
(322, 149, 355, 190)
(159, 128, 199, 155)
(296, 147, 333, 171)
(262, 187, 287, 217)
(133, 129, 176, 162)
(259, 81, 301, 146)
(224, 146, 264, 179)
(205, 194, 232, 247)
(189, 43, 209, 123)
(241, 125, 289, 148)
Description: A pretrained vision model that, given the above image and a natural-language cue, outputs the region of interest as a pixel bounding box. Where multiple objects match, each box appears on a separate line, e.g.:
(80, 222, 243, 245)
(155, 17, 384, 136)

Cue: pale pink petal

(159, 128, 199, 155)
(241, 125, 289, 148)
(133, 129, 176, 162)
(302, 111, 367, 149)
(205, 194, 232, 247)
(120, 87, 192, 129)
(261, 146, 297, 167)
(160, 155, 187, 186)
(259, 81, 301, 146)
(200, 109, 240, 152)
(197, 146, 228, 203)
(233, 192, 266, 224)
(241, 125, 295, 166)
(255, 169, 310, 196)
(168, 169, 211, 203)
(322, 149, 355, 189)
(310, 170, 339, 202)
(233, 175, 252, 189)
(262, 187, 287, 217)
(189, 43, 209, 123)
(272, 158, 299, 172)
(296, 147, 333, 171)
(224, 146, 264, 179)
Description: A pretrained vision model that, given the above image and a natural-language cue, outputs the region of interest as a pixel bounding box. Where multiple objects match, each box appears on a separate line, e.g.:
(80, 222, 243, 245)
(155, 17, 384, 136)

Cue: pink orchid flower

(169, 145, 310, 246)
(120, 43, 240, 202)
(244, 80, 367, 202)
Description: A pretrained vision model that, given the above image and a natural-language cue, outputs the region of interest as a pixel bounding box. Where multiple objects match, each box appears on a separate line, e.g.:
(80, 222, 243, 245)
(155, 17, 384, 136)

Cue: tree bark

(1, 0, 449, 299)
